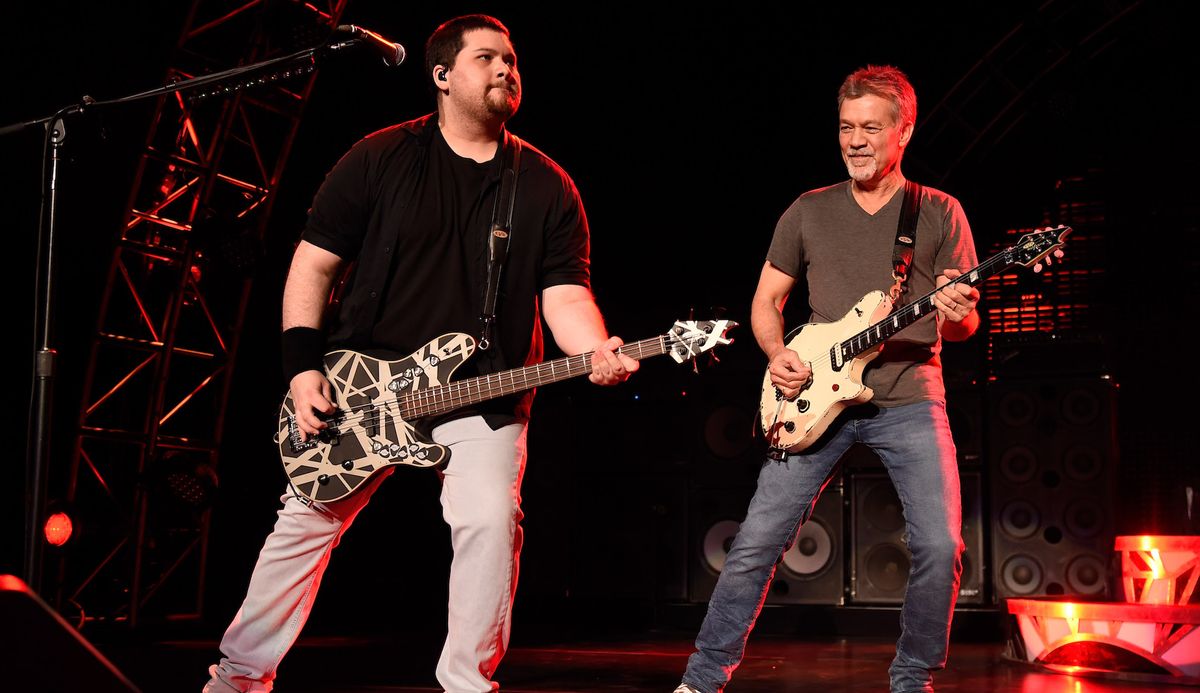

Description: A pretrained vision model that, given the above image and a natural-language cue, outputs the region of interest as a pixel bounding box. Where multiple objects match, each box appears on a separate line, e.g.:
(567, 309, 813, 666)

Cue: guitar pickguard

(276, 333, 475, 502)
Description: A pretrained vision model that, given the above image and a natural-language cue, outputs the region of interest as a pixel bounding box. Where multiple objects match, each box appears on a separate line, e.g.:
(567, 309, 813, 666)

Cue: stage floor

(105, 632, 1195, 692)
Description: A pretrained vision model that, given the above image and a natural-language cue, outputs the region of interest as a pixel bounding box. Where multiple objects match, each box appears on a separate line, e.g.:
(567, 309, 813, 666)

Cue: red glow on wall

(44, 512, 73, 546)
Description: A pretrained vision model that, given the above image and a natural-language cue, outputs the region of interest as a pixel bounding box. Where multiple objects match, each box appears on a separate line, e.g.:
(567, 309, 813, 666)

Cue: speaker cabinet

(947, 386, 984, 465)
(849, 470, 986, 605)
(988, 377, 1117, 600)
(689, 482, 845, 605)
(0, 575, 140, 691)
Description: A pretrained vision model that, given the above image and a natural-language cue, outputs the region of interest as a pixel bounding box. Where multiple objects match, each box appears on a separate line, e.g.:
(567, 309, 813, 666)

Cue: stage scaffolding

(56, 0, 348, 627)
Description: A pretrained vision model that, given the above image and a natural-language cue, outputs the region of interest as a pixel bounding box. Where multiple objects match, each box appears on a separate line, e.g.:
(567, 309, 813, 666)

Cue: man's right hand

(768, 349, 812, 400)
(290, 369, 337, 440)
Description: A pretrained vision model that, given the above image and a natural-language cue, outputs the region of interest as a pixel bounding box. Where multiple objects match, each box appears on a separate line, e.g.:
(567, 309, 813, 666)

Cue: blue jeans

(682, 400, 963, 693)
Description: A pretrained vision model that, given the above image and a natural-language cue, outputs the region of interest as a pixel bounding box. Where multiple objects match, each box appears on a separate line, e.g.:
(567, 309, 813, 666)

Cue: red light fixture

(43, 512, 73, 546)
(1007, 535, 1200, 685)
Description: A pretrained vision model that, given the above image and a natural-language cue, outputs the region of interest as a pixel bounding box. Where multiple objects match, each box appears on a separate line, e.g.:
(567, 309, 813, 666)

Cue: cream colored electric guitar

(760, 226, 1070, 456)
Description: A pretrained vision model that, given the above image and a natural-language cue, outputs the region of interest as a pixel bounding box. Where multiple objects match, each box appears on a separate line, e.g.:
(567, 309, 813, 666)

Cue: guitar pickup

(359, 404, 381, 437)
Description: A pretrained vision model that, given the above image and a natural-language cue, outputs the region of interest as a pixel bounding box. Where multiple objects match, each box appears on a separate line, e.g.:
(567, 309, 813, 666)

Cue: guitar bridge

(287, 415, 317, 453)
(286, 415, 341, 453)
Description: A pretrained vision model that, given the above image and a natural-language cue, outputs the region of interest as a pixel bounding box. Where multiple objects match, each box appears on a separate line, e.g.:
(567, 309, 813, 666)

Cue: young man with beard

(204, 15, 637, 693)
(674, 65, 980, 693)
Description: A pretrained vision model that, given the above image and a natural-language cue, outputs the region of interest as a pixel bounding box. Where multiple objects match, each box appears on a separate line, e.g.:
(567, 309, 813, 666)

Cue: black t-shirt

(301, 113, 591, 421)
(371, 128, 492, 355)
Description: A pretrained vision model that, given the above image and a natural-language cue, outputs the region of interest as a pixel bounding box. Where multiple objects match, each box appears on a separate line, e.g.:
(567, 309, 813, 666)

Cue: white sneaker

(673, 685, 703, 693)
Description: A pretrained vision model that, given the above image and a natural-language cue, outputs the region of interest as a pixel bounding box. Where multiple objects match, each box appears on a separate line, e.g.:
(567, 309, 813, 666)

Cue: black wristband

(281, 326, 327, 382)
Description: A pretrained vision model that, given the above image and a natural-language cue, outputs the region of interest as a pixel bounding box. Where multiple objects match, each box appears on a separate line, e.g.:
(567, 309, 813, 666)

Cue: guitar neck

(398, 335, 668, 420)
(841, 247, 1019, 358)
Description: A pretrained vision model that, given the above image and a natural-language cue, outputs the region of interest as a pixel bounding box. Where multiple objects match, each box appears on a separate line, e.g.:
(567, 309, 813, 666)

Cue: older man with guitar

(674, 65, 1063, 693)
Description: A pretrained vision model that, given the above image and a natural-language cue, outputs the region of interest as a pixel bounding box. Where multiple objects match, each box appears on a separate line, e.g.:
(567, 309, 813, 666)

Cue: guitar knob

(796, 399, 810, 413)
(342, 461, 353, 470)
(783, 422, 796, 433)
(317, 474, 329, 485)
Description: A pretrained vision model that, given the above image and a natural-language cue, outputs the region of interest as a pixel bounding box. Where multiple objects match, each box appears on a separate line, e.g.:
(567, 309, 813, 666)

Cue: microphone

(336, 24, 406, 67)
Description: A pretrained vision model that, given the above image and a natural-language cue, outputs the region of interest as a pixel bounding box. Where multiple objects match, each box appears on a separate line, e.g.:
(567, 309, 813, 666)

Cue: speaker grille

(850, 470, 987, 604)
(988, 377, 1117, 600)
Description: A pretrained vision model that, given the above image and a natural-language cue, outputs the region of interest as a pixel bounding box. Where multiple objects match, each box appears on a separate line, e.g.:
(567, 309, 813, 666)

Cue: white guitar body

(760, 291, 894, 453)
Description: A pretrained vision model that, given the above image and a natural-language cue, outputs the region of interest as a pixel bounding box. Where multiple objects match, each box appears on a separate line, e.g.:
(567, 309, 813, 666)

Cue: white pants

(204, 417, 528, 692)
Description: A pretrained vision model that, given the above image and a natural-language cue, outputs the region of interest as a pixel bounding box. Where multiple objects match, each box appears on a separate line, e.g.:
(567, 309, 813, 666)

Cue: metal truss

(57, 0, 348, 627)
(908, 0, 1146, 187)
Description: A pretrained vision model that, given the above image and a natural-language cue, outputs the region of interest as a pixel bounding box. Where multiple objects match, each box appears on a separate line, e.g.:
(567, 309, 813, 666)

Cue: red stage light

(1008, 536, 1200, 685)
(43, 512, 73, 546)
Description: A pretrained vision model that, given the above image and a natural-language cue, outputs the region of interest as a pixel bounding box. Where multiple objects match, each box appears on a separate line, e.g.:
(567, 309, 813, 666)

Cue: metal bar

(160, 370, 220, 426)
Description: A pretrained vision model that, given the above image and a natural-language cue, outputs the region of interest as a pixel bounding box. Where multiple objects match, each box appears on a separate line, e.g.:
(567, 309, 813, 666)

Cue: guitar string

(318, 234, 1037, 436)
(296, 332, 717, 436)
(309, 337, 679, 434)
(295, 234, 1056, 440)
(765, 231, 1063, 448)
(775, 234, 1060, 381)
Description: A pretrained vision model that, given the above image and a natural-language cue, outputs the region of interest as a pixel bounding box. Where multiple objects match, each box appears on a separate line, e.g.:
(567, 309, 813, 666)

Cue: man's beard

(485, 86, 520, 119)
(843, 153, 877, 182)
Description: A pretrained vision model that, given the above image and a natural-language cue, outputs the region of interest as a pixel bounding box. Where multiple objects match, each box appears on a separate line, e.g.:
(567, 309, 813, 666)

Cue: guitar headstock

(665, 319, 737, 363)
(1009, 226, 1071, 268)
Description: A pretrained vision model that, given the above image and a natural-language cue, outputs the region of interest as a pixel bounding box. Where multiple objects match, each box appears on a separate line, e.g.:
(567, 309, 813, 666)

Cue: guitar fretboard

(397, 336, 669, 419)
(839, 233, 1060, 359)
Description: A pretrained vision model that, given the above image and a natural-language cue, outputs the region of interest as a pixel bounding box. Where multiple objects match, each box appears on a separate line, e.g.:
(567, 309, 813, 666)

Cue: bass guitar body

(276, 334, 476, 503)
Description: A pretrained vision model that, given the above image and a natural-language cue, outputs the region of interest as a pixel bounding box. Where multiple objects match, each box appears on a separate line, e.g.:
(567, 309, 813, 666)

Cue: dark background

(4, 0, 1198, 639)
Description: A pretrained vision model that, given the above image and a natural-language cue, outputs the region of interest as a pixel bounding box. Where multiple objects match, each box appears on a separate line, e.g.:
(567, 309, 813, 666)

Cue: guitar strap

(889, 179, 923, 302)
(478, 131, 522, 351)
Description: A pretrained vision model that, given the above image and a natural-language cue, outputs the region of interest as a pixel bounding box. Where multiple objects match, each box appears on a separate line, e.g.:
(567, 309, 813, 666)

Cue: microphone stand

(8, 36, 367, 595)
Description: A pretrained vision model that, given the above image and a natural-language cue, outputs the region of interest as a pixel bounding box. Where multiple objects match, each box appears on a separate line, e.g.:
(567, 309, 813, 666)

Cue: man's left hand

(933, 269, 980, 323)
(589, 336, 639, 386)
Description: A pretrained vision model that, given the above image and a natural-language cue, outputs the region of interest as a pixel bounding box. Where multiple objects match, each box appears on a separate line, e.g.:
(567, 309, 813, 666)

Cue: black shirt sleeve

(301, 139, 375, 260)
(540, 173, 591, 290)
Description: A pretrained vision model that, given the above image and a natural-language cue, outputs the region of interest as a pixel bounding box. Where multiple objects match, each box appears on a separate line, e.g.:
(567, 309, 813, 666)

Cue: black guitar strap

(889, 179, 922, 301)
(479, 132, 522, 351)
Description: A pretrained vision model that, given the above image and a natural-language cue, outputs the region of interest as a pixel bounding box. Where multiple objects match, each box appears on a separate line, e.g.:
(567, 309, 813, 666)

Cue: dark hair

(837, 65, 917, 128)
(424, 14, 511, 78)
